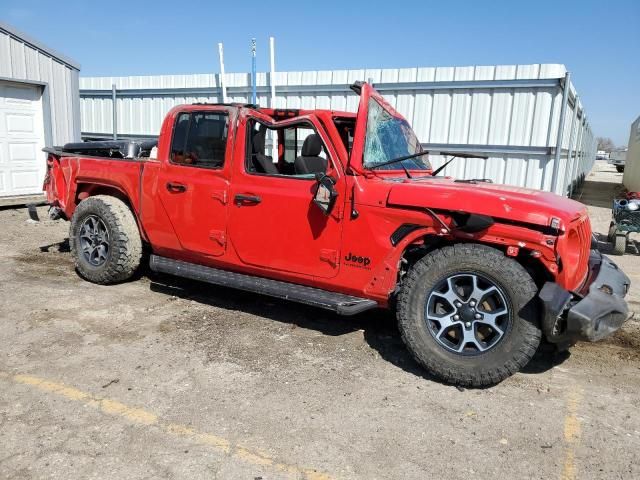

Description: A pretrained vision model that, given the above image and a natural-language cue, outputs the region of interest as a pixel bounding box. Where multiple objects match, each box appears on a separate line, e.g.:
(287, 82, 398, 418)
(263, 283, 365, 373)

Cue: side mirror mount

(313, 173, 338, 215)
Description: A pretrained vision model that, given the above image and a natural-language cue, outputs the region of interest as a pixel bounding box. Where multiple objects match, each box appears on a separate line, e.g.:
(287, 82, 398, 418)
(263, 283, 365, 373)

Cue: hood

(385, 178, 587, 228)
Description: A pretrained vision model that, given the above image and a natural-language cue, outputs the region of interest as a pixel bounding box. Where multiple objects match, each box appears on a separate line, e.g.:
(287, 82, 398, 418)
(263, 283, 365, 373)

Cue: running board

(149, 255, 378, 316)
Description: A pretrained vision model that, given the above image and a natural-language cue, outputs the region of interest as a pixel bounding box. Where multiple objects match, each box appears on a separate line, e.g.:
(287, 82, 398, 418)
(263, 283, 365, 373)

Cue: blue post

(251, 38, 257, 105)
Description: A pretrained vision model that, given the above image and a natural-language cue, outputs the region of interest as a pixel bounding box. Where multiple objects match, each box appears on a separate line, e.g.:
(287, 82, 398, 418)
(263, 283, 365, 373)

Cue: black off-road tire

(69, 195, 142, 284)
(397, 244, 541, 387)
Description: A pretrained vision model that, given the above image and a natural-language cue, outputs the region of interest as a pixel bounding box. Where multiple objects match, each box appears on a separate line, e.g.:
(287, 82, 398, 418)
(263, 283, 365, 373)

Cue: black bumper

(539, 250, 630, 343)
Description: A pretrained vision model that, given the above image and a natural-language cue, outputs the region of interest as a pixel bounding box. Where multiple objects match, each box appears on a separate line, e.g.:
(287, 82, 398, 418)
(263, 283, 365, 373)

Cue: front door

(228, 116, 344, 279)
(156, 109, 232, 258)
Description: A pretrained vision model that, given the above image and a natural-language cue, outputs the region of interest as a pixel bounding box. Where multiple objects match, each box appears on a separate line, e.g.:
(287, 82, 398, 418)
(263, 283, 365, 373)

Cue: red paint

(43, 83, 595, 303)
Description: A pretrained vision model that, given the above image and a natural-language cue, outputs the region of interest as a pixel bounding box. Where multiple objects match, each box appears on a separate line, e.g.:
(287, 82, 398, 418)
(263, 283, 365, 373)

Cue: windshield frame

(348, 83, 431, 175)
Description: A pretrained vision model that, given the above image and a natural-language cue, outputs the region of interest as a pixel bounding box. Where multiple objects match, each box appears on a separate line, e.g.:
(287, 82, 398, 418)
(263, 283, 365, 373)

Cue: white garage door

(0, 80, 46, 198)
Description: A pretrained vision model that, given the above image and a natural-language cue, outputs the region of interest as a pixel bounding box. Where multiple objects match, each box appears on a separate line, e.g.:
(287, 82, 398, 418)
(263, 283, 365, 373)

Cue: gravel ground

(0, 160, 638, 479)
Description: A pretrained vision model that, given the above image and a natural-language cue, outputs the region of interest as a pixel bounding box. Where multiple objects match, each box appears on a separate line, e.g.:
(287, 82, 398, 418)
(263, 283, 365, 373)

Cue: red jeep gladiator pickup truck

(43, 82, 630, 386)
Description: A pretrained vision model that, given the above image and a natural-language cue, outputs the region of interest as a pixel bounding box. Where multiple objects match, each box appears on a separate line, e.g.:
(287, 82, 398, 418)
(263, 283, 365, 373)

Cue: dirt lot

(1, 161, 639, 480)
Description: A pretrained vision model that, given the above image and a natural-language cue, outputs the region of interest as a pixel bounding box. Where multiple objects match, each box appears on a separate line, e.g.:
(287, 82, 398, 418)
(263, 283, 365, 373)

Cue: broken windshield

(363, 98, 430, 171)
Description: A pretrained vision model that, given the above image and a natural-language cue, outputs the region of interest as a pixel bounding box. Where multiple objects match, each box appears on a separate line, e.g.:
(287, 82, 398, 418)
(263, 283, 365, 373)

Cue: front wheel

(397, 244, 541, 387)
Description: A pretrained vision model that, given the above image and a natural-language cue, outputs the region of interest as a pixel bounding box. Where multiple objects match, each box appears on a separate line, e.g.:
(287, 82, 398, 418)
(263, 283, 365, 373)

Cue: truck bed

(59, 140, 157, 159)
(44, 147, 147, 221)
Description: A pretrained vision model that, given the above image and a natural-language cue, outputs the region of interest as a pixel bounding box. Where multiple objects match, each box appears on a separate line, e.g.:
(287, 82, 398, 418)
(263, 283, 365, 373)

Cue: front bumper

(539, 250, 631, 343)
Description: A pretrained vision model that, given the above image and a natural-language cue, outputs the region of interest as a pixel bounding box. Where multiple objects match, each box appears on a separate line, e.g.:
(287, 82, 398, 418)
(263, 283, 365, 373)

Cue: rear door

(156, 108, 233, 257)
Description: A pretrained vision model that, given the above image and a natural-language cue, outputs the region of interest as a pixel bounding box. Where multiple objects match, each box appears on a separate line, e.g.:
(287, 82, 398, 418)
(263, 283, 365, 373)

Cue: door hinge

(320, 249, 338, 267)
(209, 230, 226, 246)
(211, 190, 227, 205)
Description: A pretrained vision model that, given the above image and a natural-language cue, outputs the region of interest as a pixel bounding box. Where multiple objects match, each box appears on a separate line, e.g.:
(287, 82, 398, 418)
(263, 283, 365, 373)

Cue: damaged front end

(539, 250, 630, 344)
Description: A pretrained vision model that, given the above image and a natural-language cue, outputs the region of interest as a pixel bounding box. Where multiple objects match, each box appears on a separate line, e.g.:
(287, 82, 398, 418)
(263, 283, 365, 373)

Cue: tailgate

(43, 149, 66, 209)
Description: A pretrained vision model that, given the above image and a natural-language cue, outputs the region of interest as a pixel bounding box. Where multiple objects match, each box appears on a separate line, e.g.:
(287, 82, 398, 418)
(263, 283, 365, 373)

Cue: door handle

(166, 182, 187, 193)
(234, 194, 261, 205)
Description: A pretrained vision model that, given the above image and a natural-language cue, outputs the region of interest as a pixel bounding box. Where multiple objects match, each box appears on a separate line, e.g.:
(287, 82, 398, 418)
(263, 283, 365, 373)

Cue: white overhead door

(0, 81, 46, 198)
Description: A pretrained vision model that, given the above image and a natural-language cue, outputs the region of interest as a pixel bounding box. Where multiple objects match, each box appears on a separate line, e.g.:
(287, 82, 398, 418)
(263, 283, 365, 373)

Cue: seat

(294, 134, 327, 175)
(251, 129, 278, 174)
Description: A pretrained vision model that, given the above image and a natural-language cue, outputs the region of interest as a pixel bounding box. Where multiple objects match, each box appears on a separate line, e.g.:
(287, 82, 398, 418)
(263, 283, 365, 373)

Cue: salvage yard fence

(79, 63, 595, 196)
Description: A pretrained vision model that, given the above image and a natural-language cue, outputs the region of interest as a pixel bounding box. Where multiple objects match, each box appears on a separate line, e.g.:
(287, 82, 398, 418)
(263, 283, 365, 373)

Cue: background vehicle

(609, 149, 628, 172)
(608, 196, 640, 255)
(43, 82, 631, 387)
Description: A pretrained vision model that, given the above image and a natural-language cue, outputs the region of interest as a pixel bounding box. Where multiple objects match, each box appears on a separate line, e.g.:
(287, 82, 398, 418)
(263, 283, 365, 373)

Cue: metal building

(0, 22, 81, 201)
(79, 63, 595, 196)
(623, 116, 640, 192)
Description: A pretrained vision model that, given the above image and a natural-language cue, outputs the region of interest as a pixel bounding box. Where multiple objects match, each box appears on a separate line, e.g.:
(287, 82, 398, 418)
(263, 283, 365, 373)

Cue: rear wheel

(69, 195, 142, 284)
(397, 244, 541, 387)
(616, 166, 624, 173)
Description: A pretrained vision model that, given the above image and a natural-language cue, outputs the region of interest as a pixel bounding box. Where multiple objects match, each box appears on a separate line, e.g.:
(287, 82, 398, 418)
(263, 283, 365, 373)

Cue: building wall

(623, 116, 640, 192)
(0, 22, 81, 147)
(79, 63, 595, 195)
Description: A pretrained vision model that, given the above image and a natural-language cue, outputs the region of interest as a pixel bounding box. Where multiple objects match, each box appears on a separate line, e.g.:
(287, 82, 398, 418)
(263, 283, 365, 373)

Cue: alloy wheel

(78, 215, 110, 267)
(425, 273, 511, 355)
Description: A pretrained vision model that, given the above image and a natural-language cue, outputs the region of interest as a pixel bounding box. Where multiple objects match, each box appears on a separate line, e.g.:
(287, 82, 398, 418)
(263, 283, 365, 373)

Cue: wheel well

(76, 184, 130, 206)
(516, 254, 554, 288)
(398, 235, 553, 289)
(74, 184, 147, 243)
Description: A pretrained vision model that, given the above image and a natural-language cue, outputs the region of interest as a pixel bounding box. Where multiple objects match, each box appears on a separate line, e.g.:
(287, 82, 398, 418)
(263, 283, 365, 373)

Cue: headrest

(252, 129, 265, 153)
(301, 134, 322, 157)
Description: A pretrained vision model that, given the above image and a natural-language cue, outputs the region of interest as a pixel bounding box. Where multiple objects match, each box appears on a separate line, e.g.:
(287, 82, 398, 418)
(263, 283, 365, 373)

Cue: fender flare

(364, 226, 439, 301)
(73, 180, 150, 243)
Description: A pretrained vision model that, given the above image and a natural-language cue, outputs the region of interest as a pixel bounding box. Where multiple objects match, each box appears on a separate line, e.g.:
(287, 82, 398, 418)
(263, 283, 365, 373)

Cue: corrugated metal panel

(79, 63, 595, 195)
(0, 23, 80, 147)
(622, 116, 640, 192)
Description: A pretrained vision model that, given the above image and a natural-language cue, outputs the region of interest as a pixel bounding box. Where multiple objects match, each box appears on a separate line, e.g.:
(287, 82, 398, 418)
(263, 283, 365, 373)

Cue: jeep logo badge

(344, 252, 371, 268)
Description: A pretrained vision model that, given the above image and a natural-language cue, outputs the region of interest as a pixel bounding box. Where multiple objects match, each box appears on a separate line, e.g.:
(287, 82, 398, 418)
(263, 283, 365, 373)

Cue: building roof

(0, 21, 80, 71)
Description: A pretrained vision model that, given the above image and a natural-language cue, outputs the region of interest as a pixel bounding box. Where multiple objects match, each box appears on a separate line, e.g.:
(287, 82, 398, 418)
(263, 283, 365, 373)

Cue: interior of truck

(333, 117, 355, 156)
(245, 119, 329, 177)
(170, 112, 228, 168)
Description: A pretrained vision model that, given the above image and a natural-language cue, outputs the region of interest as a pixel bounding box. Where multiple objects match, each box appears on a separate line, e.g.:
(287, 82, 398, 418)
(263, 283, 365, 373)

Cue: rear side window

(170, 112, 228, 168)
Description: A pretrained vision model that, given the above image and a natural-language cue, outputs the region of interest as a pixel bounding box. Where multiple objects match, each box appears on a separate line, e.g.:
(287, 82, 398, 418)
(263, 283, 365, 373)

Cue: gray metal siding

(623, 116, 640, 192)
(0, 24, 80, 147)
(79, 64, 595, 195)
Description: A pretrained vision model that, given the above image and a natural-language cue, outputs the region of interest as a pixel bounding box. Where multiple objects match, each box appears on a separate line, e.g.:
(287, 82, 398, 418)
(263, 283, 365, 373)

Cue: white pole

(269, 36, 277, 159)
(217, 42, 228, 103)
(251, 38, 257, 105)
(269, 36, 276, 107)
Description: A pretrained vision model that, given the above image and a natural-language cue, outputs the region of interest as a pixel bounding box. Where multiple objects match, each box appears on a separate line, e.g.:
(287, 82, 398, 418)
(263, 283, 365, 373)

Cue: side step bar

(149, 255, 379, 316)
